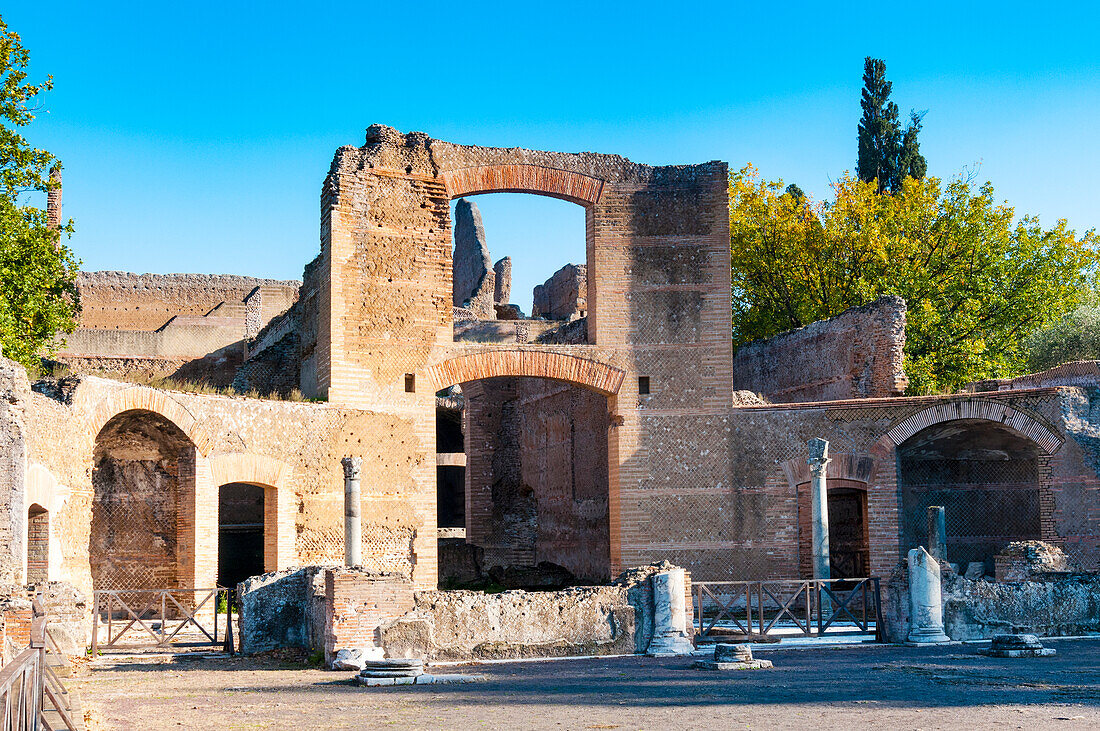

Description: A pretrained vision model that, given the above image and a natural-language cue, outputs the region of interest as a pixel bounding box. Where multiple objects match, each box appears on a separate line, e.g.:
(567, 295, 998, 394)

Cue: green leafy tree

(730, 165, 1098, 393)
(1024, 286, 1100, 371)
(857, 57, 928, 193)
(0, 16, 79, 370)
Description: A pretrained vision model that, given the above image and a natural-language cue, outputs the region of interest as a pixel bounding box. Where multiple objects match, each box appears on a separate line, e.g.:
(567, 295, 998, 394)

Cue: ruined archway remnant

(26, 504, 48, 584)
(887, 400, 1063, 454)
(91, 409, 197, 593)
(441, 164, 605, 206)
(318, 124, 733, 582)
(423, 350, 625, 396)
(208, 452, 296, 574)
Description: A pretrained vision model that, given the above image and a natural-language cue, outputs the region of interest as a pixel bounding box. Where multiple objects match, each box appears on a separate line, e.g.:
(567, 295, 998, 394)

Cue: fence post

(90, 592, 100, 657)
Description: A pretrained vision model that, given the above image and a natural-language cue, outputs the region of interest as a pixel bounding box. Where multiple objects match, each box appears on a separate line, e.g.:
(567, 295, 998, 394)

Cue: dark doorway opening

(218, 483, 264, 589)
(828, 486, 869, 579)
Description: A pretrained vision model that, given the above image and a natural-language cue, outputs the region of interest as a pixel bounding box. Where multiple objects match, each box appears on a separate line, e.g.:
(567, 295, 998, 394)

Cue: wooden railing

(0, 596, 78, 730)
(694, 577, 883, 642)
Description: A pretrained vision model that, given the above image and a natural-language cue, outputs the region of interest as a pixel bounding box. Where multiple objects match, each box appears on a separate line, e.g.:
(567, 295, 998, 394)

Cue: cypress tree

(857, 57, 927, 193)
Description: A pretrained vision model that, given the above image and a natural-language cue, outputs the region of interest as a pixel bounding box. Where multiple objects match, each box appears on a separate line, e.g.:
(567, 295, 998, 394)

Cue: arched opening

(897, 418, 1042, 574)
(449, 193, 590, 344)
(92, 410, 196, 594)
(218, 483, 265, 588)
(827, 485, 869, 579)
(438, 375, 612, 589)
(26, 503, 49, 585)
(798, 479, 870, 579)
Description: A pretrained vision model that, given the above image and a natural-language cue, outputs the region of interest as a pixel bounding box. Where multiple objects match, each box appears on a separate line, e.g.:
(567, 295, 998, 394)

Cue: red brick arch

(89, 386, 214, 456)
(440, 164, 604, 206)
(422, 350, 624, 396)
(886, 399, 1064, 454)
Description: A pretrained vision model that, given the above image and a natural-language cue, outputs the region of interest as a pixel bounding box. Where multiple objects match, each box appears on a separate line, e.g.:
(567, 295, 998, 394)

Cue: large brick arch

(89, 386, 214, 456)
(440, 164, 604, 206)
(886, 399, 1064, 454)
(421, 350, 625, 395)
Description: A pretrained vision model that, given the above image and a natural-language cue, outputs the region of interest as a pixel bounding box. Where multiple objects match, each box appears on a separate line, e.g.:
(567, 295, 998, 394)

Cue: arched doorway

(797, 478, 871, 579)
(92, 409, 196, 593)
(897, 418, 1042, 574)
(217, 483, 265, 588)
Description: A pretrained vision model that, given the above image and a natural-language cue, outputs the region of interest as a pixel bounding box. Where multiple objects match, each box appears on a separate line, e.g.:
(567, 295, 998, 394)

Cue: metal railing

(694, 577, 883, 642)
(0, 596, 78, 730)
(90, 588, 233, 654)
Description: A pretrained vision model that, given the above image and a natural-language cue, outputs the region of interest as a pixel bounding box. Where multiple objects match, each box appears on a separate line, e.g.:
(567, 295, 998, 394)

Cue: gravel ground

(74, 639, 1100, 730)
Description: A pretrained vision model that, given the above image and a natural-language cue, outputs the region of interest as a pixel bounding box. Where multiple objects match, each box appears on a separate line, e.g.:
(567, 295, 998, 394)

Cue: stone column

(341, 457, 362, 567)
(927, 506, 947, 562)
(808, 438, 831, 581)
(907, 547, 950, 644)
(646, 568, 694, 656)
(46, 163, 62, 231)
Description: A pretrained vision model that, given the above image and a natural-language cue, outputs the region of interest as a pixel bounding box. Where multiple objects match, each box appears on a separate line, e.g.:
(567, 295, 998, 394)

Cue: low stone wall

(237, 567, 328, 654)
(880, 563, 1100, 642)
(379, 587, 634, 661)
(942, 573, 1100, 640)
(236, 563, 692, 666)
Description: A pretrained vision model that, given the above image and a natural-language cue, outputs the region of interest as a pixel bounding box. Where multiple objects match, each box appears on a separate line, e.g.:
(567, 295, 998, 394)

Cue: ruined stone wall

(464, 377, 609, 581)
(968, 360, 1100, 392)
(76, 272, 298, 332)
(10, 373, 438, 597)
(532, 264, 587, 320)
(318, 125, 734, 584)
(731, 296, 909, 402)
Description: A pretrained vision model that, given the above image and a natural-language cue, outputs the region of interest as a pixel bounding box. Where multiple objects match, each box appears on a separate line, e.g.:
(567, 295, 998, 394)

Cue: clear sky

(7, 2, 1099, 312)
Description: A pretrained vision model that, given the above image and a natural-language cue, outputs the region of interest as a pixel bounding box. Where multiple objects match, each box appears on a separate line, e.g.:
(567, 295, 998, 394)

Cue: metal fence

(693, 577, 882, 642)
(899, 457, 1049, 573)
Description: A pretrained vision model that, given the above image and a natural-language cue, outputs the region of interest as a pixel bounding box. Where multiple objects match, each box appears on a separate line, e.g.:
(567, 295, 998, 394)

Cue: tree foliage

(857, 57, 927, 193)
(1024, 289, 1100, 372)
(729, 165, 1099, 393)
(0, 16, 79, 370)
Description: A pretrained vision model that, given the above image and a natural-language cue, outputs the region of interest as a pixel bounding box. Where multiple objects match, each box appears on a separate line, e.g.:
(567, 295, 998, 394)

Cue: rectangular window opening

(404, 374, 416, 393)
(638, 376, 651, 395)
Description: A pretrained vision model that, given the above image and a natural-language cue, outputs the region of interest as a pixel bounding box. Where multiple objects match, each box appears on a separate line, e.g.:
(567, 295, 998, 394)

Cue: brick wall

(323, 568, 414, 664)
(731, 295, 908, 402)
(464, 377, 610, 581)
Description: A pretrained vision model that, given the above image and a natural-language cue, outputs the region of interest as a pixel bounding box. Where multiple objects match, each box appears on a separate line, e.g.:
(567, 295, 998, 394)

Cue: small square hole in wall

(404, 374, 416, 393)
(638, 376, 651, 395)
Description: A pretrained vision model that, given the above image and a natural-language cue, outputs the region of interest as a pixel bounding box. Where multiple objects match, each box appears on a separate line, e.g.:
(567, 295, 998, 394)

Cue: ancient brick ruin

(1, 126, 1099, 656)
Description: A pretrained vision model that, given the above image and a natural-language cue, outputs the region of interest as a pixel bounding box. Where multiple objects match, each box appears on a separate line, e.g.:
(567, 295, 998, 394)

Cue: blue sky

(8, 2, 1099, 312)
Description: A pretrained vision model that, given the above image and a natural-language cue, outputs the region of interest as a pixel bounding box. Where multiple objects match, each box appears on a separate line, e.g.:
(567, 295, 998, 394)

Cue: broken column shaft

(808, 438, 831, 581)
(927, 506, 947, 562)
(342, 456, 362, 566)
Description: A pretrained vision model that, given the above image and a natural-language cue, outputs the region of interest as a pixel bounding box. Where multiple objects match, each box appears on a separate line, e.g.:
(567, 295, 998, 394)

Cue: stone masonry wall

(731, 296, 908, 402)
(533, 264, 587, 320)
(12, 373, 438, 598)
(76, 272, 298, 332)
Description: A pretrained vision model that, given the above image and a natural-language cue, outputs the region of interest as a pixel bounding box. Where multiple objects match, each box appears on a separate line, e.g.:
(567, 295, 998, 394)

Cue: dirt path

(75, 639, 1100, 730)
